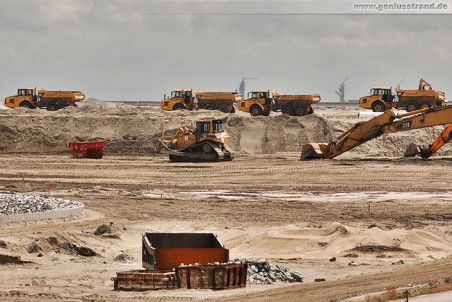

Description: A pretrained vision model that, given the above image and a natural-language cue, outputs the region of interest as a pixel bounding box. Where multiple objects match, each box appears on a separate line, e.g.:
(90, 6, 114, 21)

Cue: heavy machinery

(237, 90, 321, 116)
(300, 106, 452, 160)
(237, 90, 273, 116)
(160, 90, 241, 113)
(4, 88, 85, 110)
(359, 79, 447, 112)
(157, 119, 233, 162)
(404, 124, 452, 158)
(273, 93, 321, 116)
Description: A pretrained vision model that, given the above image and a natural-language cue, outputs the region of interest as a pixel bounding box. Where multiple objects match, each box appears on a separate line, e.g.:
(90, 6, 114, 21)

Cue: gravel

(0, 194, 83, 216)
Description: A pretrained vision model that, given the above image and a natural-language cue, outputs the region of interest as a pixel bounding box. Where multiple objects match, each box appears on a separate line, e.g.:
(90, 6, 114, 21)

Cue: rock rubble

(237, 258, 303, 284)
(0, 194, 83, 216)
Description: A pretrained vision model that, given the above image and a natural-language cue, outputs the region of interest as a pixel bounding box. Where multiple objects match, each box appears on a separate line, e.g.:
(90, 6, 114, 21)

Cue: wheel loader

(157, 119, 234, 162)
(300, 106, 452, 160)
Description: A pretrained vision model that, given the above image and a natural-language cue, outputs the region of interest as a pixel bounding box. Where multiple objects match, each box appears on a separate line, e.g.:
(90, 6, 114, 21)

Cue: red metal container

(68, 140, 105, 159)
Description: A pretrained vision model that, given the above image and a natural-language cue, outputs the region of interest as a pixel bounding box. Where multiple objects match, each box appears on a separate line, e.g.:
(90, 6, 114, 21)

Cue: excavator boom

(301, 106, 452, 160)
(404, 124, 452, 158)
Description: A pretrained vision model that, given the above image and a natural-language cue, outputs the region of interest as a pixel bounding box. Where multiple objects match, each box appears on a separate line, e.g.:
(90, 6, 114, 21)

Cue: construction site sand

(0, 103, 451, 301)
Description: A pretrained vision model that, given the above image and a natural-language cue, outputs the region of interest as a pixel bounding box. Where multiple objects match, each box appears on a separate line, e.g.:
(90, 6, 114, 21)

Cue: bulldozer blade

(403, 143, 421, 157)
(300, 143, 327, 160)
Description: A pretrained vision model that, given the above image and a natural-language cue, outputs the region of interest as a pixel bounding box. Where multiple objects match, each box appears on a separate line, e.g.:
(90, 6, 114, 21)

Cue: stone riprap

(0, 194, 84, 224)
(237, 258, 304, 284)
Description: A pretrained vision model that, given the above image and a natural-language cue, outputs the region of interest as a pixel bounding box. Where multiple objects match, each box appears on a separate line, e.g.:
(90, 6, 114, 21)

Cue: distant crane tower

(396, 77, 406, 90)
(335, 76, 349, 103)
(238, 73, 257, 98)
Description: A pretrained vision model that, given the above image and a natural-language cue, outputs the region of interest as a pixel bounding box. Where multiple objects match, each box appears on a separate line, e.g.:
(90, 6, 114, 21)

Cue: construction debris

(239, 259, 303, 284)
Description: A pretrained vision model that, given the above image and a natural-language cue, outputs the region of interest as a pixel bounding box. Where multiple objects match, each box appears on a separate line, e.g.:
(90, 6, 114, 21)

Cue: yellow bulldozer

(157, 119, 234, 162)
(301, 106, 452, 160)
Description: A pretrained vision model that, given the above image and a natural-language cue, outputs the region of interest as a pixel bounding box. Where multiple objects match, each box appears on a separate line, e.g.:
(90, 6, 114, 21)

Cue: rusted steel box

(112, 270, 177, 291)
(176, 263, 248, 289)
(142, 233, 229, 270)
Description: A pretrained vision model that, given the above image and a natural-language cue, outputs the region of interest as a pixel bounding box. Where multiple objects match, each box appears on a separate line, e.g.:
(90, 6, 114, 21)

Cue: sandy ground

(0, 104, 451, 301)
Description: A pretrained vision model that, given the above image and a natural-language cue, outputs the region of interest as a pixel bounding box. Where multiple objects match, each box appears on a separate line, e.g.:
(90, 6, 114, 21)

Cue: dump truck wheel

(406, 102, 418, 112)
(46, 102, 58, 111)
(295, 106, 307, 116)
(371, 101, 386, 112)
(420, 103, 430, 110)
(19, 101, 33, 109)
(173, 104, 185, 110)
(281, 106, 294, 115)
(250, 105, 262, 116)
(219, 104, 230, 113)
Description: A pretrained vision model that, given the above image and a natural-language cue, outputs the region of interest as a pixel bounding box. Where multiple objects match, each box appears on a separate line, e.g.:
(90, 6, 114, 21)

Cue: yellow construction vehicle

(404, 124, 452, 158)
(160, 90, 241, 113)
(300, 106, 452, 160)
(237, 90, 273, 116)
(4, 88, 85, 110)
(359, 79, 446, 112)
(273, 93, 321, 116)
(157, 119, 233, 162)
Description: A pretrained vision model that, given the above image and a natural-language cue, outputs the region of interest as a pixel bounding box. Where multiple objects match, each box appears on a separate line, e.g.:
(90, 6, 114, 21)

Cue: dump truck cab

(4, 88, 37, 109)
(359, 87, 394, 112)
(237, 90, 274, 116)
(160, 89, 196, 111)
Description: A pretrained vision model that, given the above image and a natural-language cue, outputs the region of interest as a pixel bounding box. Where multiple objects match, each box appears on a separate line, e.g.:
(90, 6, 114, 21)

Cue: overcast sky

(1, 0, 451, 102)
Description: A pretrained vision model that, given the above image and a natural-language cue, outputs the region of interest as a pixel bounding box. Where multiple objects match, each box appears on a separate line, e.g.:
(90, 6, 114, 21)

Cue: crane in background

(396, 77, 406, 89)
(335, 76, 349, 102)
(238, 73, 257, 98)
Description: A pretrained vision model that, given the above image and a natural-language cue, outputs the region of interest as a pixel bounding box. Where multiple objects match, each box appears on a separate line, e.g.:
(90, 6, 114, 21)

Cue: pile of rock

(237, 258, 303, 284)
(0, 194, 83, 216)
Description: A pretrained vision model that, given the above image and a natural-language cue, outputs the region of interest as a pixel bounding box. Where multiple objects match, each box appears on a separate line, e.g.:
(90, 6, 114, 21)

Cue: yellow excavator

(404, 124, 452, 158)
(157, 119, 234, 162)
(300, 106, 452, 160)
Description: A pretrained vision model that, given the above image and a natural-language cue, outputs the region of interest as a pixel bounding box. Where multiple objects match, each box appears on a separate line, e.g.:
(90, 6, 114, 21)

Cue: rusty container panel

(175, 263, 247, 290)
(177, 267, 189, 288)
(155, 248, 227, 270)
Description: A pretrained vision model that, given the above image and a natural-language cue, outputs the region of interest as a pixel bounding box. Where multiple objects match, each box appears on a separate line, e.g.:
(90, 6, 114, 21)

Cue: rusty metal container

(175, 263, 248, 289)
(142, 233, 229, 271)
(112, 270, 177, 290)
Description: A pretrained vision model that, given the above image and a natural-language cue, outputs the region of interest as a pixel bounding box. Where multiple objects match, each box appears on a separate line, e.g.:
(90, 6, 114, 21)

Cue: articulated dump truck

(157, 119, 233, 162)
(301, 105, 452, 160)
(160, 90, 241, 113)
(272, 93, 321, 116)
(359, 79, 447, 112)
(237, 90, 321, 116)
(4, 88, 85, 111)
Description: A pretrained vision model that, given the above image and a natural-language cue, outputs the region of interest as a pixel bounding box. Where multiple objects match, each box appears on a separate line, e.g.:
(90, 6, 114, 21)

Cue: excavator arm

(404, 124, 452, 158)
(301, 106, 452, 160)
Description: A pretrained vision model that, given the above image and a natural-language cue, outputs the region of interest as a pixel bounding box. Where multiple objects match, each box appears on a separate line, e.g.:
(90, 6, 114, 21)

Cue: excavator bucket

(403, 143, 421, 157)
(300, 143, 327, 160)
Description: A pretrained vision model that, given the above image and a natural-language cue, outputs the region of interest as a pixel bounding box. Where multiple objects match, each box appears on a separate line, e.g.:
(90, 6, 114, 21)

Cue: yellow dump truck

(237, 90, 274, 116)
(237, 90, 321, 116)
(359, 79, 446, 112)
(4, 88, 85, 111)
(160, 90, 241, 113)
(273, 93, 321, 116)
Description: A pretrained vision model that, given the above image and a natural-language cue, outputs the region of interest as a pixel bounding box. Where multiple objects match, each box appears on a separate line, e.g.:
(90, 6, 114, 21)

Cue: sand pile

(0, 105, 450, 157)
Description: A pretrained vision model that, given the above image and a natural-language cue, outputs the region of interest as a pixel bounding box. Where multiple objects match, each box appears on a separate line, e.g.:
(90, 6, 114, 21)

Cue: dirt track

(1, 152, 451, 301)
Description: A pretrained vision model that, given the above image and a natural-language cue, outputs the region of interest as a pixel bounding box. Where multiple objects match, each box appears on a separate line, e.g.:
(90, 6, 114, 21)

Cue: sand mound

(0, 106, 451, 157)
